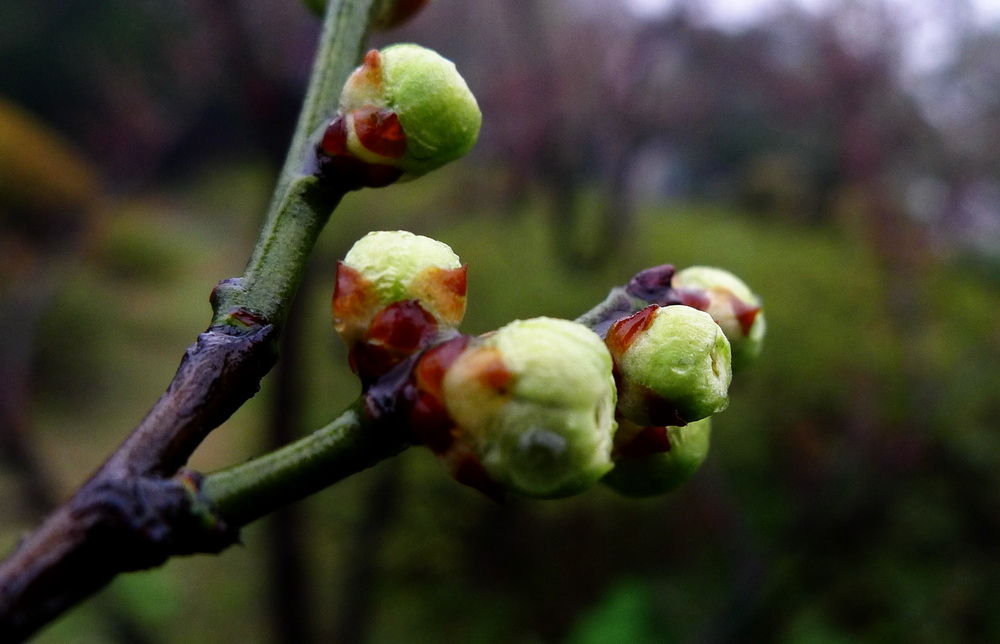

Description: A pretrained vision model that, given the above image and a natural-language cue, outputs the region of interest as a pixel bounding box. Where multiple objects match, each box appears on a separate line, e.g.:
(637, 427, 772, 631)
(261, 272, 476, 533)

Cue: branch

(0, 0, 692, 631)
(0, 228, 679, 642)
(0, 1, 377, 640)
(199, 265, 683, 526)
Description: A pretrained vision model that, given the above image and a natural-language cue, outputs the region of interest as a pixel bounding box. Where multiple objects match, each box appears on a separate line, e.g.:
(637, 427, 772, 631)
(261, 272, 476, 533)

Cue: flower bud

(606, 305, 731, 427)
(671, 266, 765, 371)
(602, 417, 711, 497)
(334, 230, 466, 383)
(440, 318, 618, 499)
(316, 44, 481, 190)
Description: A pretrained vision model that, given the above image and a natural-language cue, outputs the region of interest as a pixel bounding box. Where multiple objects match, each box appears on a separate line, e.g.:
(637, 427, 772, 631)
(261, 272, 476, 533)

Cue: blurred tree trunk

(264, 267, 315, 644)
(331, 462, 401, 644)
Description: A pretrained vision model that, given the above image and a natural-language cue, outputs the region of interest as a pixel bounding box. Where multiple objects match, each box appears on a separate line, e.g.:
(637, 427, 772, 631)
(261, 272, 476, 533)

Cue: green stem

(202, 281, 673, 527)
(202, 400, 408, 527)
(211, 0, 378, 328)
(281, 0, 379, 191)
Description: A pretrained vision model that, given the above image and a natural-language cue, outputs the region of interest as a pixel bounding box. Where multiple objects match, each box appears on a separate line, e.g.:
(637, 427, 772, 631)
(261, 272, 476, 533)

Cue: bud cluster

(316, 44, 481, 191)
(334, 231, 765, 500)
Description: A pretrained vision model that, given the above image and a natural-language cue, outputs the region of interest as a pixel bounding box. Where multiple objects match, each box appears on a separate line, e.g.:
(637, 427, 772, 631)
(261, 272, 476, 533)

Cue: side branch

(203, 399, 410, 528)
(0, 1, 377, 640)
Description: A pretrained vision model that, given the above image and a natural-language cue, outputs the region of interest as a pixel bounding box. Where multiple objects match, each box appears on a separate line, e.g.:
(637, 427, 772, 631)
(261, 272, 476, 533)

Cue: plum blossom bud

(606, 305, 731, 427)
(602, 417, 712, 497)
(440, 318, 618, 499)
(334, 230, 466, 384)
(316, 44, 481, 191)
(672, 266, 765, 371)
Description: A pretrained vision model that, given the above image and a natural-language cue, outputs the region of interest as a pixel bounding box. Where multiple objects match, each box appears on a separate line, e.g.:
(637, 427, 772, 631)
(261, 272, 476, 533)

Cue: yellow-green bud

(602, 417, 712, 497)
(441, 318, 617, 499)
(334, 231, 467, 383)
(317, 44, 481, 189)
(341, 231, 461, 305)
(672, 266, 765, 371)
(606, 305, 731, 427)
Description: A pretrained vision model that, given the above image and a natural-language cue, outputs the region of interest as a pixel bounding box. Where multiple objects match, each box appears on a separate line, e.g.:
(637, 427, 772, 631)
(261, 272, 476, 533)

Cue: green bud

(672, 266, 765, 371)
(602, 417, 711, 497)
(341, 230, 461, 303)
(334, 231, 467, 383)
(606, 305, 731, 427)
(318, 44, 481, 189)
(442, 317, 618, 499)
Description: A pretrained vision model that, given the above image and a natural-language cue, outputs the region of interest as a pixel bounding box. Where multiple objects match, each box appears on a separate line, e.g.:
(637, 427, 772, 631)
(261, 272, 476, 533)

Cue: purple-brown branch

(0, 311, 279, 642)
(100, 317, 279, 478)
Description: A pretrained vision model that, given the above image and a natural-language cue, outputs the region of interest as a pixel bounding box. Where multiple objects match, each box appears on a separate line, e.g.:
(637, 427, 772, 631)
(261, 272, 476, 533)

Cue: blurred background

(2, 0, 1000, 642)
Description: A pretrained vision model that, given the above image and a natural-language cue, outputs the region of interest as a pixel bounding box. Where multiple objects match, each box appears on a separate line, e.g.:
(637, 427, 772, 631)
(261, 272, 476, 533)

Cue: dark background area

(2, 0, 1000, 642)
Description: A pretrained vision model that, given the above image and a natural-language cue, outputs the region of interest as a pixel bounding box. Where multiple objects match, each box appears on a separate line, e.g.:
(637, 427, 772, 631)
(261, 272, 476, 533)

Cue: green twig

(203, 400, 408, 527)
(100, 0, 380, 479)
(199, 280, 675, 528)
(212, 0, 379, 327)
(0, 2, 381, 641)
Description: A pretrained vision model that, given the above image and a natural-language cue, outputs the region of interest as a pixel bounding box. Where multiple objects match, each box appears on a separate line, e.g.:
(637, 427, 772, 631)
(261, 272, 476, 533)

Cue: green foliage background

(5, 158, 999, 643)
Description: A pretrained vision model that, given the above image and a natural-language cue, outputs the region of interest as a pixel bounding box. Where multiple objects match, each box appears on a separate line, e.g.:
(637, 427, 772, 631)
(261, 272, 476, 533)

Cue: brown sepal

(407, 336, 469, 453)
(349, 300, 439, 385)
(729, 294, 762, 335)
(412, 264, 468, 327)
(316, 115, 404, 191)
(605, 304, 657, 358)
(353, 106, 407, 159)
(332, 262, 379, 342)
(357, 49, 384, 91)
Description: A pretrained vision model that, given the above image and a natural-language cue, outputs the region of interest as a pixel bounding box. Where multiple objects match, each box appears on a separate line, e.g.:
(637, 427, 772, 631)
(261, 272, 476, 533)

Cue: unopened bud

(441, 318, 617, 499)
(672, 266, 765, 371)
(316, 44, 481, 190)
(606, 305, 731, 427)
(602, 417, 711, 497)
(334, 230, 466, 383)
